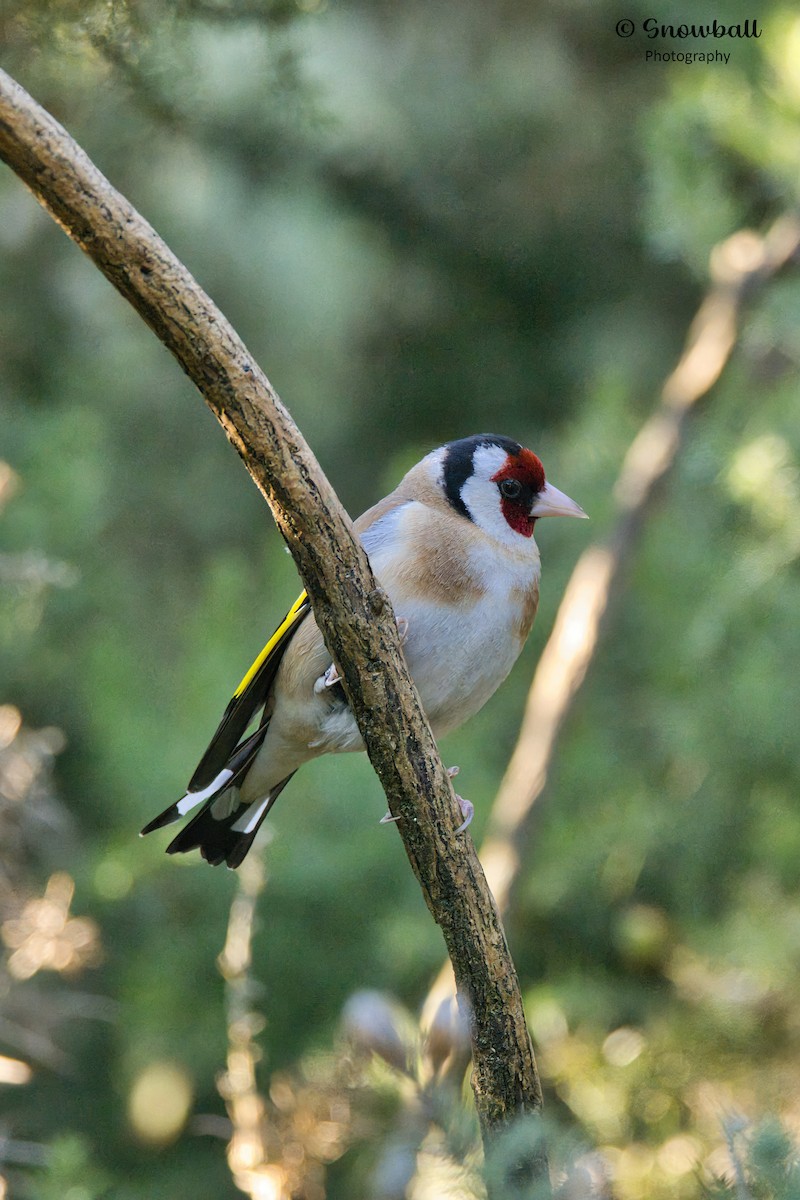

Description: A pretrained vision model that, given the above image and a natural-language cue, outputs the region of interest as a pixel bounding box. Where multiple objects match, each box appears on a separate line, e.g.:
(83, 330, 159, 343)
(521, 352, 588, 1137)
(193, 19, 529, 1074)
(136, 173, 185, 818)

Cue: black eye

(499, 478, 522, 500)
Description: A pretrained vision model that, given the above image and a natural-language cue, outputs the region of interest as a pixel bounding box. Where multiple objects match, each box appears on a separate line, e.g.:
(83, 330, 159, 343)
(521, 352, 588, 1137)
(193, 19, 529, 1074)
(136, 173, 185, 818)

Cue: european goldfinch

(142, 434, 586, 867)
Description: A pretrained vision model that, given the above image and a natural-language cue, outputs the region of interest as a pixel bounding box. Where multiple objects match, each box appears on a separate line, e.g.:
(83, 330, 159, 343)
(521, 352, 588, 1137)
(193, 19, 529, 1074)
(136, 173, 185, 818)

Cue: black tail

(142, 592, 311, 866)
(141, 727, 269, 838)
(165, 774, 296, 869)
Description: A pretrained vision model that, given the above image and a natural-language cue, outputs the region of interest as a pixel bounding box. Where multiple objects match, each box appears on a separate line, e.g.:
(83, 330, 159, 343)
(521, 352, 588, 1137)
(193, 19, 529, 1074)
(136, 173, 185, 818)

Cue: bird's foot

(317, 619, 408, 698)
(454, 795, 474, 834)
(380, 769, 472, 832)
(323, 662, 341, 687)
(447, 767, 473, 833)
(314, 661, 342, 694)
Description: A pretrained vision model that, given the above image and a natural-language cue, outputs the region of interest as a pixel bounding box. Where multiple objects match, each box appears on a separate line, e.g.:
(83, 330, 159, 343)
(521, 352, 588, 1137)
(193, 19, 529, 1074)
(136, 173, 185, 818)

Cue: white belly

(400, 593, 524, 736)
(305, 594, 522, 758)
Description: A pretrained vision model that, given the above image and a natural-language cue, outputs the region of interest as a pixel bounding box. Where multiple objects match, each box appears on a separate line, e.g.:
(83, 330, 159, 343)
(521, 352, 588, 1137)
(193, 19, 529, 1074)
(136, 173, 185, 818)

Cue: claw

(447, 766, 472, 833)
(314, 662, 342, 694)
(381, 766, 472, 833)
(454, 795, 474, 834)
(319, 622, 406, 697)
(324, 663, 342, 688)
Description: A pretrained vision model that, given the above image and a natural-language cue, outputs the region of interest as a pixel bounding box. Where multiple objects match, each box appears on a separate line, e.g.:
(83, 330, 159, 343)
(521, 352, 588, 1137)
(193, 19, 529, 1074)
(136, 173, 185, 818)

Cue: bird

(141, 433, 587, 868)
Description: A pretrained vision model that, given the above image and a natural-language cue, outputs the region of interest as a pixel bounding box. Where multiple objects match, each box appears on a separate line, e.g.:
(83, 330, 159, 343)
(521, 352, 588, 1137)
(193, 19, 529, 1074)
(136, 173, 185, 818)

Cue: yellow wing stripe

(233, 590, 309, 699)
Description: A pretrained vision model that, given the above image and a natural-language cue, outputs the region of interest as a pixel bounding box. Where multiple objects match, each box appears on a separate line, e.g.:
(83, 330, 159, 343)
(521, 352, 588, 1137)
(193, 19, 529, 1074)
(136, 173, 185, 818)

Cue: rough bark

(0, 69, 547, 1185)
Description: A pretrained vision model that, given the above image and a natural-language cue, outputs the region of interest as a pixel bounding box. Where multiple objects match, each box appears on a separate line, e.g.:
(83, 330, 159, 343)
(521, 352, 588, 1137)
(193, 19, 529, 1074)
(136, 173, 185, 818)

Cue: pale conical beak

(530, 480, 588, 520)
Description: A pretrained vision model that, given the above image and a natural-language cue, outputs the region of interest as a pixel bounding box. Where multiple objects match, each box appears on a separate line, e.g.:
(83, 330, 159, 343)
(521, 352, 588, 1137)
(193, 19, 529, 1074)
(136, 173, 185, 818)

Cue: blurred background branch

(3, 2, 800, 1196)
(0, 704, 110, 1195)
(422, 210, 800, 1040)
(479, 214, 800, 918)
(217, 855, 288, 1200)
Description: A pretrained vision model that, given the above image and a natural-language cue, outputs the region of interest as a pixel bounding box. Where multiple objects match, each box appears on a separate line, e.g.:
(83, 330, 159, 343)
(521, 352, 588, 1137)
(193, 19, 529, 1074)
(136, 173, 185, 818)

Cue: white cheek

(460, 474, 521, 548)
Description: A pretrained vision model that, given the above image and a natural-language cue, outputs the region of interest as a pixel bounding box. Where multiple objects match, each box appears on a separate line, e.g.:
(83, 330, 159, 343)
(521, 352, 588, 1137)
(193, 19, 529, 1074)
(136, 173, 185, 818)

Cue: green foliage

(483, 1116, 552, 1200)
(701, 1119, 800, 1199)
(2, 1, 800, 1197)
(28, 1136, 110, 1200)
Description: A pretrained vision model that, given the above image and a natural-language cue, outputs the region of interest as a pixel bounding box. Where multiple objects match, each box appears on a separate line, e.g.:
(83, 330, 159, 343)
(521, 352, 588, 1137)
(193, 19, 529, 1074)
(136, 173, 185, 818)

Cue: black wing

(141, 591, 310, 838)
(188, 590, 310, 791)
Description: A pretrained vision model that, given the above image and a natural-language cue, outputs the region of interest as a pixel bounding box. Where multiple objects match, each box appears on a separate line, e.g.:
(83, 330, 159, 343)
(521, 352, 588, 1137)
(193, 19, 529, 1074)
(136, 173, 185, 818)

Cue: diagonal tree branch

(0, 69, 547, 1188)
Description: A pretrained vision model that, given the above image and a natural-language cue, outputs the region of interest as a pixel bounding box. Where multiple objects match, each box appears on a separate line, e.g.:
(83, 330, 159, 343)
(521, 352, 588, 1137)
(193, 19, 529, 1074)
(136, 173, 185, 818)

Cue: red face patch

(491, 450, 546, 538)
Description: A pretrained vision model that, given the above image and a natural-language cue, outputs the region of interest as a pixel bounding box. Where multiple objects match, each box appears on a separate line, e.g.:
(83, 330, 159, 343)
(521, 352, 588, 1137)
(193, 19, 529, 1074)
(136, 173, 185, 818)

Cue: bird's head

(439, 433, 587, 546)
